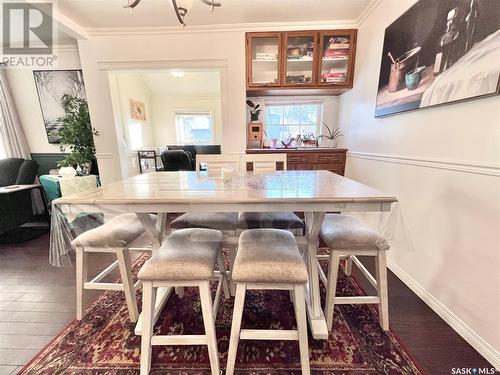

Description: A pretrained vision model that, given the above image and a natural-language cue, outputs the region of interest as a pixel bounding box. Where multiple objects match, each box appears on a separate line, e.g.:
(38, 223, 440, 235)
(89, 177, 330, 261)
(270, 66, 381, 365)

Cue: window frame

(175, 110, 215, 145)
(263, 100, 323, 140)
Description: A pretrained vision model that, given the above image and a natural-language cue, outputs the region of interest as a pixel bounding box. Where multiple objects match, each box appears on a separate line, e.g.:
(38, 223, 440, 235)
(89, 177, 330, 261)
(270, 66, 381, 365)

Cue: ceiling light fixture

(171, 71, 185, 78)
(124, 0, 221, 27)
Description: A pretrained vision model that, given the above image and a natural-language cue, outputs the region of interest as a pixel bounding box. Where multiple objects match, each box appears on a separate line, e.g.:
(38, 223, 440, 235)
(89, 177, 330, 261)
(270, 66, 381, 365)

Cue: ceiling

(137, 70, 221, 97)
(57, 0, 372, 29)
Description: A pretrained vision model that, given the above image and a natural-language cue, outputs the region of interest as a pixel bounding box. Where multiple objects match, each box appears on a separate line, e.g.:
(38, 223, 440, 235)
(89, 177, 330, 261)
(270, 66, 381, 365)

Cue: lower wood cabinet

(246, 148, 347, 175)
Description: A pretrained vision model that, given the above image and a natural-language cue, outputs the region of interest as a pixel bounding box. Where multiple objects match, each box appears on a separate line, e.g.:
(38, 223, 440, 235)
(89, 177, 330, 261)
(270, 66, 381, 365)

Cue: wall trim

(347, 151, 500, 177)
(387, 258, 500, 369)
(97, 59, 228, 71)
(86, 20, 358, 37)
(95, 153, 115, 159)
(356, 0, 383, 26)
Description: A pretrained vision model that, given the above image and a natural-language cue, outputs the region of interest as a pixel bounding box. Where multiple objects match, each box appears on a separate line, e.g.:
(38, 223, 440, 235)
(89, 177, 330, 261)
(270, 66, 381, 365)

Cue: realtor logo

(2, 2, 53, 55)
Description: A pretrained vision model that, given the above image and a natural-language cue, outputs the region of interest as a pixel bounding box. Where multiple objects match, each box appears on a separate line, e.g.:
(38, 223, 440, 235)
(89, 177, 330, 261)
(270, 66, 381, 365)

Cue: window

(128, 123, 144, 150)
(265, 103, 322, 141)
(175, 112, 214, 145)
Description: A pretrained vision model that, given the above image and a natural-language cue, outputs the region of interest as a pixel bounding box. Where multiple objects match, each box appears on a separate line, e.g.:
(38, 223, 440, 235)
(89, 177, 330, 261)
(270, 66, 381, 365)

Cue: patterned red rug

(19, 253, 422, 374)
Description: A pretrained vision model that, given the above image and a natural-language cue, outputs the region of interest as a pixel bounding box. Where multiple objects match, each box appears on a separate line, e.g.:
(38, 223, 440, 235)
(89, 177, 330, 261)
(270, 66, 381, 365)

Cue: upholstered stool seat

(232, 229, 308, 284)
(71, 213, 146, 248)
(138, 228, 221, 281)
(170, 212, 238, 231)
(72, 213, 154, 323)
(237, 212, 305, 231)
(320, 214, 389, 251)
(319, 214, 390, 332)
(226, 229, 310, 375)
(138, 228, 229, 375)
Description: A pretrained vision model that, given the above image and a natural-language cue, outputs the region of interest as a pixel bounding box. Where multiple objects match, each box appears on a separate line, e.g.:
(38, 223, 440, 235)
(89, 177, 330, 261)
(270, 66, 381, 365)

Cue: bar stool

(319, 214, 390, 331)
(138, 228, 229, 375)
(71, 213, 153, 322)
(226, 229, 310, 375)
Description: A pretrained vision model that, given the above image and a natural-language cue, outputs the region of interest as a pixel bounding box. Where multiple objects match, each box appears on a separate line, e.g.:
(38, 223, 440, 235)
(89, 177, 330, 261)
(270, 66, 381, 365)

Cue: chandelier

(124, 0, 222, 26)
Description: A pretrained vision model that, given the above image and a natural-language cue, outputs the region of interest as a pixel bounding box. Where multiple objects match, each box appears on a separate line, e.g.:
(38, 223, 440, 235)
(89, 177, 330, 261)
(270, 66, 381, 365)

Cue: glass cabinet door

(318, 30, 355, 86)
(247, 33, 281, 87)
(282, 32, 317, 86)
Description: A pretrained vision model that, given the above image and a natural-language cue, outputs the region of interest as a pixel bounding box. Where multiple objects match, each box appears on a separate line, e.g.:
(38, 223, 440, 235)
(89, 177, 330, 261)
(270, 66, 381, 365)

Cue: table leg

(137, 213, 162, 251)
(304, 211, 328, 340)
(135, 213, 171, 335)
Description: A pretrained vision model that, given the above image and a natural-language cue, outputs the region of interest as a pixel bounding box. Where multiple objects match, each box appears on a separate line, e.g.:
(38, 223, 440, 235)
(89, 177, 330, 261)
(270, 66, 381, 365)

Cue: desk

(51, 170, 397, 340)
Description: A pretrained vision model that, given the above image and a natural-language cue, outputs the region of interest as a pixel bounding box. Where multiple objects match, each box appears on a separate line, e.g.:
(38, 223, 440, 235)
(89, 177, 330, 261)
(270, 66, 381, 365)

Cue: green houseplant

(246, 100, 262, 122)
(318, 122, 343, 148)
(56, 94, 99, 174)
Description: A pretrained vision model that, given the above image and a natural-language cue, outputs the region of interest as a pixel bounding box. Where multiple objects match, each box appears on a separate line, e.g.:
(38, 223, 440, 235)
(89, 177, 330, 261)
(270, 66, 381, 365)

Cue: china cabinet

(246, 29, 357, 96)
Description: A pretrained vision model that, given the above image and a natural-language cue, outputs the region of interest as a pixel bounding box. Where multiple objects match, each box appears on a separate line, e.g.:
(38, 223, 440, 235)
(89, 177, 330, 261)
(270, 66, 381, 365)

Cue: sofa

(0, 158, 41, 236)
(164, 145, 221, 170)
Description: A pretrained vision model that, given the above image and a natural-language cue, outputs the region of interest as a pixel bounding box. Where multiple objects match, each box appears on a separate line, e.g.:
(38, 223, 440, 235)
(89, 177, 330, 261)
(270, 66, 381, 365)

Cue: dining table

(50, 170, 397, 340)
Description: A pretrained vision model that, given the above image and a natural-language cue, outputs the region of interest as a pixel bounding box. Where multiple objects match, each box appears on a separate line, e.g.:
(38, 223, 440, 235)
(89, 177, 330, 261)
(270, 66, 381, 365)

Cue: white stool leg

(226, 283, 246, 375)
(325, 252, 341, 331)
(75, 247, 88, 320)
(217, 250, 231, 299)
(228, 246, 237, 296)
(199, 281, 220, 375)
(140, 281, 156, 375)
(294, 284, 310, 375)
(175, 287, 185, 298)
(116, 249, 139, 322)
(376, 251, 389, 330)
(345, 255, 353, 276)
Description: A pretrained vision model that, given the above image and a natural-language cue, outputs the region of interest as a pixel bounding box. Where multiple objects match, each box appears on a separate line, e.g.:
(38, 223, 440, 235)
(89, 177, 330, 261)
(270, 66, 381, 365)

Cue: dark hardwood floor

(0, 234, 494, 375)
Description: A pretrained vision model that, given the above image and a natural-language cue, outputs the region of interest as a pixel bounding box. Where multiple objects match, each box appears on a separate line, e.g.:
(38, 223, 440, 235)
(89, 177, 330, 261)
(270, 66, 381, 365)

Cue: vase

(320, 138, 337, 148)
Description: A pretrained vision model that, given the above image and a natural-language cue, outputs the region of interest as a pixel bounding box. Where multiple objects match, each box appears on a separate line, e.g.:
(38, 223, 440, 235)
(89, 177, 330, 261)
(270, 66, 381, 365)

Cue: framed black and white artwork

(33, 70, 87, 143)
(375, 0, 500, 117)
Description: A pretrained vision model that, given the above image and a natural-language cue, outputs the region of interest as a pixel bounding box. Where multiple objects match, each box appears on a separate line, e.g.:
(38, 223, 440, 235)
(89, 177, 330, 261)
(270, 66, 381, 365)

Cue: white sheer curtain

(0, 134, 5, 159)
(0, 66, 31, 159)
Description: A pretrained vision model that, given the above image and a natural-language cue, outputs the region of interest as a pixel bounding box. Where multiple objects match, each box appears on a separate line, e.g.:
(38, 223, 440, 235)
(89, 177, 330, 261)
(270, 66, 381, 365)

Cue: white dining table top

(54, 171, 397, 206)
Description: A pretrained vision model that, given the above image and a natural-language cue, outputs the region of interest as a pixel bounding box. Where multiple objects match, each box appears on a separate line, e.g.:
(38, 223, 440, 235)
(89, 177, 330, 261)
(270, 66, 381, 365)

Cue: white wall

(5, 46, 82, 154)
(77, 31, 246, 183)
(338, 0, 500, 367)
(108, 72, 155, 176)
(151, 96, 222, 146)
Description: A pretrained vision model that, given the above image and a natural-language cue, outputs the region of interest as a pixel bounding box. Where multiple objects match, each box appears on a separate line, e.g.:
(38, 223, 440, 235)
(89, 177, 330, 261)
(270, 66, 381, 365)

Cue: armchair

(0, 158, 41, 236)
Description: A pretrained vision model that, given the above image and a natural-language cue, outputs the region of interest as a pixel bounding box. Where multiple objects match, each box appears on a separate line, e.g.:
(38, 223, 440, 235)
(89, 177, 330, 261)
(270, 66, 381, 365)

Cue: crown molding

(86, 19, 358, 37)
(52, 44, 79, 52)
(356, 0, 382, 27)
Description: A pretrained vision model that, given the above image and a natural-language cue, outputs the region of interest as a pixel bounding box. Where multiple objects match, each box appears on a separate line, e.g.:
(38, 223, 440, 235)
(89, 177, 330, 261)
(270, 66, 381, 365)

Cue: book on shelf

(255, 52, 278, 60)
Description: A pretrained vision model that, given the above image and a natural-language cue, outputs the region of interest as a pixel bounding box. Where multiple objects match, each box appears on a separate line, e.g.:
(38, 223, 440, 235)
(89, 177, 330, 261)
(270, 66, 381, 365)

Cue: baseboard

(387, 258, 500, 370)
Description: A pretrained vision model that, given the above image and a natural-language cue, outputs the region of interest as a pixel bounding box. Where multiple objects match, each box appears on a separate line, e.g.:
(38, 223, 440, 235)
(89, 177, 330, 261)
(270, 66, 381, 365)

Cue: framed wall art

(375, 0, 500, 117)
(33, 70, 87, 143)
(129, 99, 147, 121)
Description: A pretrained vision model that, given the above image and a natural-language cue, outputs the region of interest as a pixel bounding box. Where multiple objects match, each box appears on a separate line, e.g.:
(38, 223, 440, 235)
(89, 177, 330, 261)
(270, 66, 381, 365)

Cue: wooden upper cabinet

(246, 32, 282, 88)
(246, 29, 357, 95)
(281, 31, 318, 88)
(317, 29, 357, 87)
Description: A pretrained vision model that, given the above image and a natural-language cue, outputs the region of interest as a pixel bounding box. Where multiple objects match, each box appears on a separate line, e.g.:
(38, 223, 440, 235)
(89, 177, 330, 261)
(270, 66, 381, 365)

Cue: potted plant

(56, 94, 99, 175)
(246, 100, 262, 122)
(300, 133, 317, 147)
(318, 122, 343, 148)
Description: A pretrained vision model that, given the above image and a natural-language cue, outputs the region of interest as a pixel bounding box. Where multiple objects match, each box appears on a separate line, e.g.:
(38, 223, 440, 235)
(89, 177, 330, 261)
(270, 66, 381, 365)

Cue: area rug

(19, 252, 422, 374)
